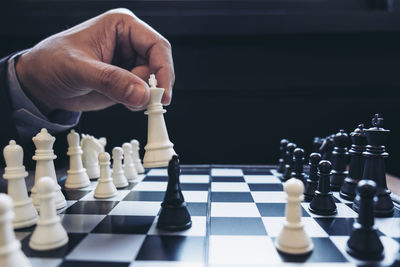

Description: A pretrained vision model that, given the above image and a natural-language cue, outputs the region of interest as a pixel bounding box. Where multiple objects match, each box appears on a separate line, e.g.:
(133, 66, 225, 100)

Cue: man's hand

(15, 8, 175, 113)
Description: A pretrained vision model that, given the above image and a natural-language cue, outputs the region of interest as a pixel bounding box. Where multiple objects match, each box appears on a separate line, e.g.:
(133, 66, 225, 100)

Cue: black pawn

(278, 139, 289, 173)
(309, 160, 337, 215)
(282, 143, 297, 181)
(346, 180, 384, 261)
(340, 124, 367, 200)
(304, 153, 322, 202)
(353, 114, 394, 217)
(292, 148, 307, 185)
(157, 155, 192, 231)
(330, 130, 350, 191)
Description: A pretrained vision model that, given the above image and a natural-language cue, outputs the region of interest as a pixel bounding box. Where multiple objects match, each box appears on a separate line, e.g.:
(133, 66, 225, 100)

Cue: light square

(211, 168, 243, 177)
(80, 190, 130, 201)
(251, 191, 287, 203)
(244, 175, 281, 184)
(110, 201, 161, 216)
(133, 182, 168, 192)
(211, 182, 250, 192)
(180, 175, 210, 184)
(262, 217, 329, 237)
(182, 191, 208, 203)
(147, 169, 168, 176)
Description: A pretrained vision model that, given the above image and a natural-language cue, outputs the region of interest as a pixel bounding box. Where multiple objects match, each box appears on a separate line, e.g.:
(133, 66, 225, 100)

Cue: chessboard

(15, 165, 400, 267)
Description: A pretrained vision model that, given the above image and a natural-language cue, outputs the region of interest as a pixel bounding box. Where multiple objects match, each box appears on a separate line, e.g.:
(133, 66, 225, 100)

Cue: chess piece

(157, 155, 192, 231)
(291, 148, 307, 185)
(98, 137, 107, 151)
(3, 140, 38, 229)
(353, 114, 394, 217)
(81, 134, 103, 179)
(278, 139, 289, 173)
(130, 139, 145, 174)
(346, 180, 384, 261)
(143, 74, 176, 168)
(31, 128, 66, 210)
(111, 147, 129, 188)
(29, 177, 69, 251)
(65, 130, 90, 189)
(304, 152, 322, 202)
(282, 143, 297, 181)
(340, 125, 367, 200)
(122, 143, 138, 182)
(320, 134, 334, 161)
(94, 152, 117, 199)
(275, 178, 313, 255)
(309, 160, 337, 215)
(313, 137, 323, 152)
(0, 194, 32, 267)
(330, 130, 349, 191)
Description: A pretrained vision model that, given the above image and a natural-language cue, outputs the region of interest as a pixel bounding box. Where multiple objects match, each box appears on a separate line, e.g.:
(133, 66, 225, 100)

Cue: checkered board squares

(19, 166, 400, 267)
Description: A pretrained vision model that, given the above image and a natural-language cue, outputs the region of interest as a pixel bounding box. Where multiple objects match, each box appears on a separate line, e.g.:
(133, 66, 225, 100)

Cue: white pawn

(111, 147, 128, 188)
(31, 128, 66, 210)
(130, 139, 145, 174)
(275, 178, 313, 255)
(3, 140, 38, 229)
(65, 130, 90, 189)
(0, 194, 32, 267)
(94, 152, 117, 198)
(29, 177, 68, 251)
(122, 143, 138, 182)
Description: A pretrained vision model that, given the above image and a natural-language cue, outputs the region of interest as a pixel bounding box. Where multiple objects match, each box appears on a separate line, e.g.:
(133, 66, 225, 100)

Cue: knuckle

(159, 38, 172, 50)
(103, 8, 136, 24)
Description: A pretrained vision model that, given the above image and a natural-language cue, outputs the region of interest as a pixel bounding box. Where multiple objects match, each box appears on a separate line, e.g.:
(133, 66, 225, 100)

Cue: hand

(15, 8, 175, 113)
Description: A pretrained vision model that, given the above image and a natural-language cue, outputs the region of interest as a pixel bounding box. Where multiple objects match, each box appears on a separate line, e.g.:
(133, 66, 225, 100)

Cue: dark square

(314, 218, 355, 235)
(242, 168, 273, 175)
(91, 215, 155, 234)
(136, 235, 205, 262)
(187, 203, 207, 216)
(59, 261, 130, 267)
(212, 176, 245, 183)
(142, 176, 168, 182)
(181, 183, 209, 191)
(248, 184, 283, 191)
(211, 217, 267, 235)
(21, 233, 87, 258)
(274, 237, 348, 263)
(211, 192, 253, 202)
(257, 203, 309, 217)
(123, 191, 165, 201)
(62, 190, 91, 200)
(180, 168, 210, 175)
(64, 201, 118, 215)
(393, 208, 400, 218)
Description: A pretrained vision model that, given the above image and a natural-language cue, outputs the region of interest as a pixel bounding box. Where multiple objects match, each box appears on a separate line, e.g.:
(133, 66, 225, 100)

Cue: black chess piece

(320, 134, 334, 161)
(282, 143, 297, 181)
(309, 160, 337, 215)
(291, 148, 307, 185)
(278, 139, 289, 173)
(346, 180, 384, 261)
(353, 114, 394, 217)
(157, 155, 192, 231)
(313, 137, 324, 152)
(340, 125, 367, 200)
(330, 130, 349, 191)
(392, 247, 400, 267)
(304, 153, 322, 202)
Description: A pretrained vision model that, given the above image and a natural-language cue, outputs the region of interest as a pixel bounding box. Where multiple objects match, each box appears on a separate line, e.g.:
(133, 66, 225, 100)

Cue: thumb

(77, 59, 150, 108)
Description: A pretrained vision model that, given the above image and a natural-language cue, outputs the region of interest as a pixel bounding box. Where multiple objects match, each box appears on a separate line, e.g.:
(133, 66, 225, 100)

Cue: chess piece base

(309, 192, 337, 216)
(65, 170, 90, 189)
(29, 222, 69, 251)
(339, 178, 358, 201)
(157, 203, 192, 231)
(346, 226, 384, 261)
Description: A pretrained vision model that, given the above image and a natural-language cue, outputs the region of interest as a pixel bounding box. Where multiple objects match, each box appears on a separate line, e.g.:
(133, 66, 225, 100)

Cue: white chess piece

(65, 130, 90, 189)
(0, 194, 32, 267)
(122, 143, 138, 181)
(130, 139, 145, 174)
(3, 140, 38, 229)
(94, 152, 117, 198)
(29, 177, 68, 251)
(81, 134, 103, 179)
(275, 178, 313, 255)
(98, 137, 107, 151)
(143, 74, 176, 168)
(111, 147, 128, 188)
(31, 128, 66, 210)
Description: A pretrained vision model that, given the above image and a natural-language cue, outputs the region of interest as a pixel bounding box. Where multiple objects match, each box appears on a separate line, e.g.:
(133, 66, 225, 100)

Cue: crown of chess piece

(282, 143, 297, 181)
(304, 152, 322, 202)
(309, 160, 337, 215)
(81, 134, 103, 179)
(94, 152, 118, 198)
(330, 130, 350, 191)
(0, 194, 32, 267)
(346, 180, 384, 261)
(352, 114, 394, 217)
(29, 177, 69, 251)
(340, 124, 367, 200)
(157, 155, 192, 231)
(278, 139, 289, 173)
(291, 148, 307, 185)
(3, 140, 38, 229)
(31, 128, 66, 210)
(130, 139, 145, 174)
(65, 130, 90, 189)
(122, 143, 139, 181)
(111, 147, 129, 188)
(143, 74, 177, 168)
(275, 178, 313, 255)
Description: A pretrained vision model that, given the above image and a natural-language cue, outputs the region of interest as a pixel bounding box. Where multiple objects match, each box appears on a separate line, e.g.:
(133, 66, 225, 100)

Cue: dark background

(1, 0, 400, 174)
